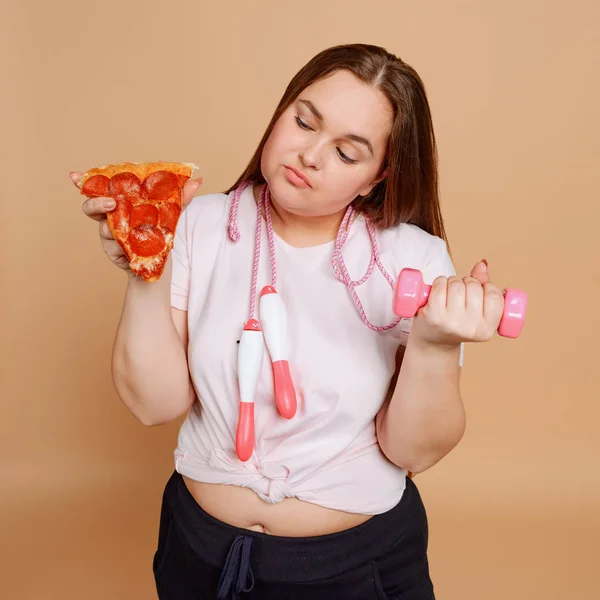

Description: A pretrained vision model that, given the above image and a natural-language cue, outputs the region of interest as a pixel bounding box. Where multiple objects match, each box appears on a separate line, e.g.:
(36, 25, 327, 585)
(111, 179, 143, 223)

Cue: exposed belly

(182, 476, 372, 536)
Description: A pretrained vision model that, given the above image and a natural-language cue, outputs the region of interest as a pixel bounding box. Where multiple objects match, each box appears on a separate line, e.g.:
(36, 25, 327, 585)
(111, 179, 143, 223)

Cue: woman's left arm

(376, 260, 504, 474)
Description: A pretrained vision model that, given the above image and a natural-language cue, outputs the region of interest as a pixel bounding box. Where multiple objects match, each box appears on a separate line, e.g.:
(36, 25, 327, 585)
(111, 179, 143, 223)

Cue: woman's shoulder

(178, 189, 233, 237)
(379, 220, 449, 267)
(185, 190, 231, 220)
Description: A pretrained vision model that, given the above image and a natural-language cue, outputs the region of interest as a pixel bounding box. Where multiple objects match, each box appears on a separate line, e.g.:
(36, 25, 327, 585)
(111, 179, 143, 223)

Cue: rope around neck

(227, 181, 401, 331)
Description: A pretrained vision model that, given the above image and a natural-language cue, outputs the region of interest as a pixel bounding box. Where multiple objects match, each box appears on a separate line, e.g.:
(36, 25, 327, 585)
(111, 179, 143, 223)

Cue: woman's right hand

(69, 172, 203, 272)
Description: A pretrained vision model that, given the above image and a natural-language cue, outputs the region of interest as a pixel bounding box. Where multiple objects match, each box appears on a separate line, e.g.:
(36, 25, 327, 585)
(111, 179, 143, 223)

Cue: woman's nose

(299, 144, 323, 169)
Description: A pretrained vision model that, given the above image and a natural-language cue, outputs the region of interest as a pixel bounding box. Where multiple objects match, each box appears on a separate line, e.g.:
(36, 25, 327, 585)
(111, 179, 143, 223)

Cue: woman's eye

(295, 116, 312, 130)
(337, 149, 357, 165)
(295, 115, 357, 164)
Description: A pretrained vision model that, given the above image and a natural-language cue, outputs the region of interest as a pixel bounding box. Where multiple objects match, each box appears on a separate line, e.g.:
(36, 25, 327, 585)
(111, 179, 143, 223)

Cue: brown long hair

(225, 43, 448, 242)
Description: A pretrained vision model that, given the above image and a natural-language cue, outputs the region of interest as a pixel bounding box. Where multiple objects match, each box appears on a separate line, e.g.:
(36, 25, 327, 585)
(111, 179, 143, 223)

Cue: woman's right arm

(72, 171, 202, 426)
(111, 258, 196, 426)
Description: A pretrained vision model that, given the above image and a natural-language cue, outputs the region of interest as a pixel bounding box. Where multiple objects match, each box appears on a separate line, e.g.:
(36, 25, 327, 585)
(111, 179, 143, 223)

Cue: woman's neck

(253, 183, 346, 248)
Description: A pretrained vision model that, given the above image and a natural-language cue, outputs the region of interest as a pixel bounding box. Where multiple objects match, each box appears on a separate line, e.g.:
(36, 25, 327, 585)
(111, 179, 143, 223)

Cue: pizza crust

(76, 161, 199, 190)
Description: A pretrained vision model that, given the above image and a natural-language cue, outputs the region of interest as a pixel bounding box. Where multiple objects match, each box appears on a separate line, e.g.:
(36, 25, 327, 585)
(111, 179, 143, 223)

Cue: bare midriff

(182, 476, 373, 536)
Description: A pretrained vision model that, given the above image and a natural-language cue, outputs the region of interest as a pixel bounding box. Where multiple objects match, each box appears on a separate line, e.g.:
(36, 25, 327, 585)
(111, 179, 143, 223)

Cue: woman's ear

(375, 167, 388, 185)
(358, 168, 388, 197)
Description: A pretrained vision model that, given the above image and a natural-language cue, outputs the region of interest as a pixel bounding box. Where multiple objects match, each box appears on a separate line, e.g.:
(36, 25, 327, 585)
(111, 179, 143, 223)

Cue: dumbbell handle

(393, 268, 527, 339)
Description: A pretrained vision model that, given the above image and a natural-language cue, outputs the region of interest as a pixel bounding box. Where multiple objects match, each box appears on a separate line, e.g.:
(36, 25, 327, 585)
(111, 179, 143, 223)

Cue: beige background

(2, 0, 599, 598)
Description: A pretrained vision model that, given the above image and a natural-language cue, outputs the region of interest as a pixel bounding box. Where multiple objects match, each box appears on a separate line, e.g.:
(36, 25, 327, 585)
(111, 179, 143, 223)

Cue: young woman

(73, 43, 503, 600)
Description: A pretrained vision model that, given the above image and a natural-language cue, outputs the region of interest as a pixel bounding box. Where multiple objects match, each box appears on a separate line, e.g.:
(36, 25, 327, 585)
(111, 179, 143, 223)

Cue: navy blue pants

(153, 471, 435, 599)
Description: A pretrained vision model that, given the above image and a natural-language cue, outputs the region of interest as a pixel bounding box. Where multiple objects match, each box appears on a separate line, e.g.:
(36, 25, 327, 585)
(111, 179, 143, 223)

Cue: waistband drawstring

(216, 534, 255, 599)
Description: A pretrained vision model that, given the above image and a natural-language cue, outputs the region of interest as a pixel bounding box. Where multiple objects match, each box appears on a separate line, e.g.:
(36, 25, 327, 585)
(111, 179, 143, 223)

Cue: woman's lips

(283, 166, 311, 188)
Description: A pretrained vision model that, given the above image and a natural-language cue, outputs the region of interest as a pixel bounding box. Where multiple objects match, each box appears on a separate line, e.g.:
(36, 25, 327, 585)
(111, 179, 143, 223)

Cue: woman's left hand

(410, 260, 506, 348)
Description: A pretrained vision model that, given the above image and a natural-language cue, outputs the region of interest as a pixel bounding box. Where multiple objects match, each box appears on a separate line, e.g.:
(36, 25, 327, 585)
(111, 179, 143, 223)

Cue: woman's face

(261, 70, 393, 219)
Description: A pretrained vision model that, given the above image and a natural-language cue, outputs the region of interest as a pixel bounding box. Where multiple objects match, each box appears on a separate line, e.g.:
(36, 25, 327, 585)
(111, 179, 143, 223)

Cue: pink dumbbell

(393, 268, 527, 338)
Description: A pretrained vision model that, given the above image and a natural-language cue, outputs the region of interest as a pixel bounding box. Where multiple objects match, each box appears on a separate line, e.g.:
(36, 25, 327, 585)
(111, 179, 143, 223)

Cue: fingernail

(104, 199, 116, 209)
(481, 258, 488, 266)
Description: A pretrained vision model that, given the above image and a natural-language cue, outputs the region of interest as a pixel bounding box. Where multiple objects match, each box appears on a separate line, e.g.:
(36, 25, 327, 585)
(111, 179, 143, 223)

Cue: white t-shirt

(170, 184, 462, 515)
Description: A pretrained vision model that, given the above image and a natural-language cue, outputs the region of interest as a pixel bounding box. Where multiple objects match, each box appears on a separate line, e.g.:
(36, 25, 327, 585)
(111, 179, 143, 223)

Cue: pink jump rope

(229, 182, 528, 462)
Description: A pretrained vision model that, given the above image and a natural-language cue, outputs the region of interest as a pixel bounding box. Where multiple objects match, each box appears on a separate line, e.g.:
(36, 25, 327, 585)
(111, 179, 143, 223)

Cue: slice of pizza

(76, 161, 199, 281)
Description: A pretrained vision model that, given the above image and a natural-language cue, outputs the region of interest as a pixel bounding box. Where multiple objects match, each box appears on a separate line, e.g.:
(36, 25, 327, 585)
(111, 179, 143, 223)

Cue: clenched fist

(410, 260, 505, 348)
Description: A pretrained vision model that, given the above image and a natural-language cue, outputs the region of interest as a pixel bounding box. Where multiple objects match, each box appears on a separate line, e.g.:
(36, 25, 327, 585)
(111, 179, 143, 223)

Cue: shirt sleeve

(170, 208, 190, 311)
(397, 236, 464, 367)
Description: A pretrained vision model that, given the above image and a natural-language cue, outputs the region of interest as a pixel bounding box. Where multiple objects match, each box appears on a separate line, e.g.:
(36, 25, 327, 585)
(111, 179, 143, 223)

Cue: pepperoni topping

(128, 224, 166, 257)
(143, 171, 179, 200)
(89, 169, 185, 270)
(107, 197, 133, 238)
(159, 202, 182, 233)
(109, 172, 143, 198)
(130, 204, 159, 229)
(82, 175, 110, 197)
